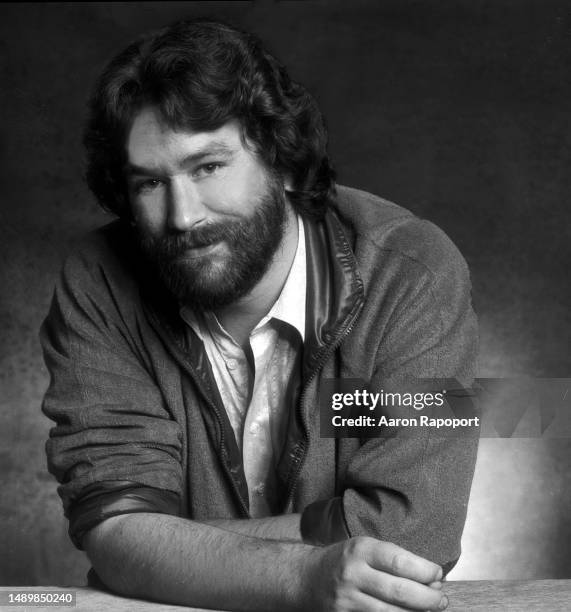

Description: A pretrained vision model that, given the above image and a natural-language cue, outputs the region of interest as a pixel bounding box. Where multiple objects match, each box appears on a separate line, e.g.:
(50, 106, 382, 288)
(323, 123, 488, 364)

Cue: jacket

(41, 185, 479, 573)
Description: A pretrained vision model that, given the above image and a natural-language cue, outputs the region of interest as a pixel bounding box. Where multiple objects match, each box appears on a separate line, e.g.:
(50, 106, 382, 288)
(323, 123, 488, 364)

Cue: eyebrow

(125, 142, 237, 176)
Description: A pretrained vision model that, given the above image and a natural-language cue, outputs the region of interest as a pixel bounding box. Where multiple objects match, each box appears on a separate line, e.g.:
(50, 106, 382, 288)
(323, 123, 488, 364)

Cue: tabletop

(1, 580, 570, 611)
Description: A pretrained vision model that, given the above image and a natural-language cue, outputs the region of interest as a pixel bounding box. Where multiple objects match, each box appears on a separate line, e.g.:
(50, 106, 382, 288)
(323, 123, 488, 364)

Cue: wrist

(285, 544, 323, 611)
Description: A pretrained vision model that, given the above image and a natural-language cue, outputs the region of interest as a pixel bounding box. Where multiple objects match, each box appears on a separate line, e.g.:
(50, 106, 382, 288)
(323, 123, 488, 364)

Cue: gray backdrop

(1, 1, 570, 586)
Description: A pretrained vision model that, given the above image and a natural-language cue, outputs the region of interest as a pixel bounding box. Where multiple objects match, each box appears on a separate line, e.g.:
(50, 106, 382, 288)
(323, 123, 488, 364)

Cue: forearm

(84, 512, 314, 611)
(202, 513, 302, 542)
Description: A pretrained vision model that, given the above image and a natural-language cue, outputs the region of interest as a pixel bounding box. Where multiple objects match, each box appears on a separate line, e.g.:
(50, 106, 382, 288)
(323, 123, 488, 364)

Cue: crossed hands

(304, 536, 448, 612)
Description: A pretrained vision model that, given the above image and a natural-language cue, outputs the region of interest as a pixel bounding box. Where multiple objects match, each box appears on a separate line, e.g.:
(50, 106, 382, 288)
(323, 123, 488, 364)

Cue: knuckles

(344, 536, 374, 558)
(386, 578, 407, 604)
(336, 537, 376, 585)
(336, 558, 357, 586)
(390, 552, 407, 575)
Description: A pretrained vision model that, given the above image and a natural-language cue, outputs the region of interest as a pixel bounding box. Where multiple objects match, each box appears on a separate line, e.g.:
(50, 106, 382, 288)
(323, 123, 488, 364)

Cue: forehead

(126, 107, 246, 169)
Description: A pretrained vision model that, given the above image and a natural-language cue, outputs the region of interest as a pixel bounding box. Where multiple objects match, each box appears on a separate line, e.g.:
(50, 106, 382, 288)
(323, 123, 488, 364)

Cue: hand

(303, 536, 447, 612)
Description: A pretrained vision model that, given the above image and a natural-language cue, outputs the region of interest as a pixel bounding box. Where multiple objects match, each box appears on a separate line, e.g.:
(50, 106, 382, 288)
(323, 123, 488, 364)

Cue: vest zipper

(284, 299, 364, 509)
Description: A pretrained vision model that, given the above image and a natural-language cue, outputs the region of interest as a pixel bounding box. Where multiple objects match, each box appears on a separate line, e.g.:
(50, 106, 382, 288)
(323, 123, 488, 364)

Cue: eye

(195, 162, 224, 177)
(133, 178, 163, 194)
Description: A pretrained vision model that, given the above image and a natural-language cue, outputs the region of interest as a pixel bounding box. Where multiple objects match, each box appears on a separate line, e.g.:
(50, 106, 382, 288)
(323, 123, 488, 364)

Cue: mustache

(144, 221, 242, 255)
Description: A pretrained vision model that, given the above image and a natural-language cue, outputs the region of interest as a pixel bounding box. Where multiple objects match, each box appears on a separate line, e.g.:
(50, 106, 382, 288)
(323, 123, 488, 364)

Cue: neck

(214, 206, 299, 348)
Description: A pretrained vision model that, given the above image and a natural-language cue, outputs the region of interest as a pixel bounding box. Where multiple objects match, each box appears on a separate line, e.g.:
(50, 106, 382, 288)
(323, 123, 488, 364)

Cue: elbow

(83, 515, 143, 597)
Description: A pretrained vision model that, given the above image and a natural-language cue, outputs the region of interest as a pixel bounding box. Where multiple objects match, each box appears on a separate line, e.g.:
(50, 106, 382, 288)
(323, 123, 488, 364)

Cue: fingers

(360, 539, 443, 585)
(322, 538, 448, 611)
(359, 565, 447, 611)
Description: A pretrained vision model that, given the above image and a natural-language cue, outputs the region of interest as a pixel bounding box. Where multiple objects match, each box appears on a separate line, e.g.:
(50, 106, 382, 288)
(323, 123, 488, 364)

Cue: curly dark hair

(83, 19, 336, 220)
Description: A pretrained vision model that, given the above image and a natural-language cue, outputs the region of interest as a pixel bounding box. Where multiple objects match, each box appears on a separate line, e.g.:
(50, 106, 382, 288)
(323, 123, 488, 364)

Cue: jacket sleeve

(301, 219, 479, 575)
(40, 250, 184, 549)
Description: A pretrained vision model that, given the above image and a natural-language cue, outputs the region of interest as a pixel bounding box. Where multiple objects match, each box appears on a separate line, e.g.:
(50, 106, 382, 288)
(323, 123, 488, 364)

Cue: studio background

(1, 1, 570, 586)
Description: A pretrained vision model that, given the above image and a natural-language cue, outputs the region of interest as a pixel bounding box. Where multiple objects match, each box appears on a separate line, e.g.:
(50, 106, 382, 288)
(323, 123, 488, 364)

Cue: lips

(175, 240, 225, 260)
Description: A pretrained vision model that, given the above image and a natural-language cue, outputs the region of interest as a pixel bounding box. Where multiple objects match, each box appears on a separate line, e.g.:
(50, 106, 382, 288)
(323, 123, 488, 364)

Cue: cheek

(198, 180, 249, 216)
(206, 165, 270, 215)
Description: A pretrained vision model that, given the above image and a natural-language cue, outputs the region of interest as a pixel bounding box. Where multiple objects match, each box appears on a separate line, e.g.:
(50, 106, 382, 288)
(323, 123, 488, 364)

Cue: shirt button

(249, 422, 261, 434)
(227, 359, 238, 370)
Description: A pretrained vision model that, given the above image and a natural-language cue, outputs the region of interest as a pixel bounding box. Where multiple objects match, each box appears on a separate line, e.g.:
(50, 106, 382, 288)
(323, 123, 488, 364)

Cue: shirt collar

(256, 214, 306, 340)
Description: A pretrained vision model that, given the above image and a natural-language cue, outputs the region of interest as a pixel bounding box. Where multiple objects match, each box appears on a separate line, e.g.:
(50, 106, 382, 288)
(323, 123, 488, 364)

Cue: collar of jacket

(138, 204, 365, 514)
(302, 205, 365, 379)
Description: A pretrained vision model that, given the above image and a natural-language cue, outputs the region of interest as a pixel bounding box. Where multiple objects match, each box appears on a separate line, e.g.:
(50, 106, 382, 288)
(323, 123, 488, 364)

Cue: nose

(167, 177, 208, 231)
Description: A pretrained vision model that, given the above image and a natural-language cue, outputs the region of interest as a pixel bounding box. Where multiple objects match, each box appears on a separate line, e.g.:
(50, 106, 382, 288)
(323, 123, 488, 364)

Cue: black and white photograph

(1, 1, 570, 610)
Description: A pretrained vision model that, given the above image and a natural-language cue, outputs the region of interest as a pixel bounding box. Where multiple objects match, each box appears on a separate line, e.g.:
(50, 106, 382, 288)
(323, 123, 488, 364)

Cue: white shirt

(181, 217, 306, 516)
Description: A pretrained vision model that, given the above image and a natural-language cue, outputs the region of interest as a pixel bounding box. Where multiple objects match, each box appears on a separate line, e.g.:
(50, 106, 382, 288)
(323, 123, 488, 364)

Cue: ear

(283, 174, 294, 192)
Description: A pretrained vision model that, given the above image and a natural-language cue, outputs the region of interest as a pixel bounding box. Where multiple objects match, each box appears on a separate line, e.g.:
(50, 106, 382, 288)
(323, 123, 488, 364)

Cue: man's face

(125, 107, 287, 309)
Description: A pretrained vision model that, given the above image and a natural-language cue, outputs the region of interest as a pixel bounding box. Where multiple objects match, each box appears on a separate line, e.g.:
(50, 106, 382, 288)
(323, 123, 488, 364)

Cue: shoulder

(61, 221, 138, 286)
(331, 184, 470, 282)
(331, 187, 478, 382)
(57, 221, 143, 314)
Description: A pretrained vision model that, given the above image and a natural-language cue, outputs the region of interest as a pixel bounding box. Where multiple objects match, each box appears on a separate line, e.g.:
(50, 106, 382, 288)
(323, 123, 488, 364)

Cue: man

(41, 19, 478, 611)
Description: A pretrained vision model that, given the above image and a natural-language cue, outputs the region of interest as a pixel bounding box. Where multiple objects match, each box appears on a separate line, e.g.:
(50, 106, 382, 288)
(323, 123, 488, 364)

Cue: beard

(137, 179, 288, 311)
